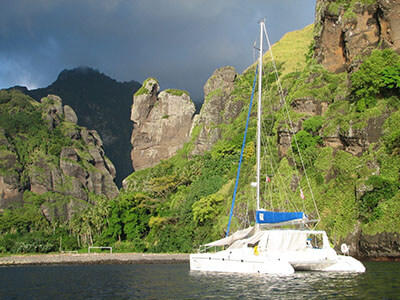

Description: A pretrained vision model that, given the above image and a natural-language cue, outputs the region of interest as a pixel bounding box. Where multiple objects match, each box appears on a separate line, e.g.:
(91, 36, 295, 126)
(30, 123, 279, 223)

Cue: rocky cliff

(276, 0, 400, 158)
(129, 67, 244, 171)
(273, 1, 400, 260)
(0, 90, 118, 222)
(314, 0, 400, 73)
(130, 78, 196, 170)
(191, 66, 243, 155)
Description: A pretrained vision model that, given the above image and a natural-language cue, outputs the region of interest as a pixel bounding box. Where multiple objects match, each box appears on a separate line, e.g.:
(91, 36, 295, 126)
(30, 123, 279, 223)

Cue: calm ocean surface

(0, 262, 399, 299)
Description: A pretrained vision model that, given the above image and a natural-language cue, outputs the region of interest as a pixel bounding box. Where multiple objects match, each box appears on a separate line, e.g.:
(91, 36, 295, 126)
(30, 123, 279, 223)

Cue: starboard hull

(190, 230, 366, 275)
(190, 252, 365, 274)
(190, 252, 295, 275)
(294, 255, 366, 272)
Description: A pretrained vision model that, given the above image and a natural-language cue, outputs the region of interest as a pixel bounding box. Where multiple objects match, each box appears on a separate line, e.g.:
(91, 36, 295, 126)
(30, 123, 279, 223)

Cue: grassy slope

(246, 24, 314, 76)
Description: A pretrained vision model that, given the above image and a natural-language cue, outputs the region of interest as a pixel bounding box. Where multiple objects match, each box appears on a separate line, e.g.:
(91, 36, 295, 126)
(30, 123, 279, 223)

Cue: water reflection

(189, 262, 400, 300)
(0, 262, 398, 299)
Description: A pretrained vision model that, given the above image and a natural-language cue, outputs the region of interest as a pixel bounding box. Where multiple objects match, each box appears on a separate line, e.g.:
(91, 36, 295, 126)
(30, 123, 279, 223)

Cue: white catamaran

(190, 20, 366, 275)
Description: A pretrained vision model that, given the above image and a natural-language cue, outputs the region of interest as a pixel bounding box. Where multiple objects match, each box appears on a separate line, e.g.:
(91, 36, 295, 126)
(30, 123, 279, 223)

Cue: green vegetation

(303, 116, 325, 134)
(0, 190, 80, 253)
(247, 24, 314, 77)
(382, 111, 400, 155)
(134, 77, 159, 96)
(359, 175, 398, 223)
(0, 90, 116, 254)
(164, 89, 189, 97)
(327, 0, 377, 17)
(350, 49, 400, 112)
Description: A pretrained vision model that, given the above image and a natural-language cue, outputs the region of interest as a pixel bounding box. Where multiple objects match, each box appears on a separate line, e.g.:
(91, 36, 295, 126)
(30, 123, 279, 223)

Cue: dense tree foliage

(350, 49, 400, 112)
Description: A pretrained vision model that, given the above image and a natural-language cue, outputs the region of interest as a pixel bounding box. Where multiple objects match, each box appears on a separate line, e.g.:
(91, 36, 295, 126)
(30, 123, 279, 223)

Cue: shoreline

(0, 253, 398, 267)
(0, 253, 190, 266)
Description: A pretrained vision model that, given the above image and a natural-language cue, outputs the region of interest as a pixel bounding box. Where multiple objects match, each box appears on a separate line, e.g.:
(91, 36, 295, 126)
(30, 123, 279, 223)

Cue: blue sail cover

(256, 210, 305, 224)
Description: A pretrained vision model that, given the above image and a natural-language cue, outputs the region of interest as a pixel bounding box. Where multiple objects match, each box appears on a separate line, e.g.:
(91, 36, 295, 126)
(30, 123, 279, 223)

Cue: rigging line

(263, 142, 282, 212)
(226, 65, 258, 238)
(253, 41, 257, 63)
(263, 131, 301, 213)
(252, 30, 261, 62)
(261, 77, 291, 212)
(261, 120, 275, 211)
(264, 35, 307, 217)
(262, 21, 320, 227)
(260, 23, 306, 214)
(259, 123, 290, 212)
(245, 192, 250, 228)
(263, 138, 282, 210)
(258, 65, 274, 211)
(259, 75, 299, 213)
(261, 144, 274, 211)
(259, 123, 279, 210)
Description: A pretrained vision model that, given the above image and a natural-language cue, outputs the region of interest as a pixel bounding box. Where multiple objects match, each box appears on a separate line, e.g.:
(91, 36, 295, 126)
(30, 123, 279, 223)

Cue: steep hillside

(116, 24, 322, 253)
(0, 90, 118, 252)
(115, 9, 400, 258)
(26, 67, 141, 186)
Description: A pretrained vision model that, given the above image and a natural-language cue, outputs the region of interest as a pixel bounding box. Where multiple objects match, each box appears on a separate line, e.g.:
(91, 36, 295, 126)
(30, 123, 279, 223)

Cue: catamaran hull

(191, 230, 366, 275)
(190, 253, 294, 275)
(291, 255, 365, 272)
(190, 253, 365, 274)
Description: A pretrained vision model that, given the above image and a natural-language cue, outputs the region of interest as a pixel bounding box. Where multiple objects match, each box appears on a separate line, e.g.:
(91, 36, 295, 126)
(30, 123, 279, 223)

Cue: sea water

(0, 262, 399, 299)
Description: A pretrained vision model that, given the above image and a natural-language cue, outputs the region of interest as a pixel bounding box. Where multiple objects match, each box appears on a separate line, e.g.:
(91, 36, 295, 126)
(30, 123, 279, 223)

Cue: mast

(256, 19, 264, 211)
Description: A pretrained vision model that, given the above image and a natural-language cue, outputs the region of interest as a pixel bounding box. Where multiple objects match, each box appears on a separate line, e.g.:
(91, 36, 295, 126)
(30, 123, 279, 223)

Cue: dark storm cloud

(0, 0, 316, 102)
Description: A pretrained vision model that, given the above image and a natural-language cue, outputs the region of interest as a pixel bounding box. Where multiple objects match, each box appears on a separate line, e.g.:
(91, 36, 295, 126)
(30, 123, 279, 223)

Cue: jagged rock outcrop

(277, 120, 303, 158)
(63, 105, 78, 124)
(130, 78, 196, 170)
(280, 98, 387, 156)
(0, 129, 23, 208)
(0, 90, 118, 221)
(329, 115, 387, 156)
(129, 67, 242, 170)
(191, 66, 242, 155)
(291, 97, 330, 116)
(314, 0, 400, 72)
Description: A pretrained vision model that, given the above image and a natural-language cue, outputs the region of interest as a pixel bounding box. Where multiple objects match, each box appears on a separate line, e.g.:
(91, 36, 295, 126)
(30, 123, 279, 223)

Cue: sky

(0, 0, 316, 103)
